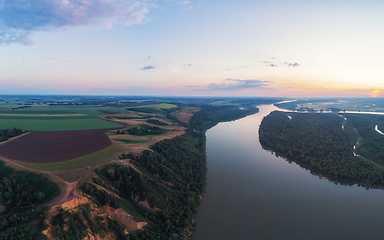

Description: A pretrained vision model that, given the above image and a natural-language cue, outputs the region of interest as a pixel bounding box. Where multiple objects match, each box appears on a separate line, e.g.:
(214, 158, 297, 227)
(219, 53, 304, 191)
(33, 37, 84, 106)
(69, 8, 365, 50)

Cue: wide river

(192, 104, 384, 240)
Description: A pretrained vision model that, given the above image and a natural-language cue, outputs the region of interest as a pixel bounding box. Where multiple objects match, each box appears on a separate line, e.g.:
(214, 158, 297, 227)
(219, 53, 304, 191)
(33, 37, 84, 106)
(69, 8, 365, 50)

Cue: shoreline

(262, 146, 384, 190)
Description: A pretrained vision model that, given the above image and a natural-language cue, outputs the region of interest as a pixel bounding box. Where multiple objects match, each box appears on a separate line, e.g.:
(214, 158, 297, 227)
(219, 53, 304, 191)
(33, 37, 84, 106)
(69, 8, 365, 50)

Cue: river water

(192, 104, 384, 240)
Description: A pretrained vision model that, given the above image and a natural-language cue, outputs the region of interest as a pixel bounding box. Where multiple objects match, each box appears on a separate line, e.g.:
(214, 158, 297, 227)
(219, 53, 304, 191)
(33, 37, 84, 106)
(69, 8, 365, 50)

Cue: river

(192, 104, 384, 240)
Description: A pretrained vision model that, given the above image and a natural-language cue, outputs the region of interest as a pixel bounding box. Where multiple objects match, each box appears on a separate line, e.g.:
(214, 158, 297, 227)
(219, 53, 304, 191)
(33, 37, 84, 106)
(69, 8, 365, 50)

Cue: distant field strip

(133, 103, 178, 109)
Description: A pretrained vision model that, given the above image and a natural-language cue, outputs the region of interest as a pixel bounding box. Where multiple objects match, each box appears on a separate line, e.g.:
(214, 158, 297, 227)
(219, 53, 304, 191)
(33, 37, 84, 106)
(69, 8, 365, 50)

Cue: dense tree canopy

(259, 111, 384, 186)
(0, 162, 60, 240)
(344, 114, 384, 165)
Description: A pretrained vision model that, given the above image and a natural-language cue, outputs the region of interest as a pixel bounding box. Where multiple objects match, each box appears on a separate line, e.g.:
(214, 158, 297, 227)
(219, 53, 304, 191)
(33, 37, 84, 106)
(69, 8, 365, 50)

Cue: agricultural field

(0, 96, 187, 171)
(0, 96, 196, 187)
(127, 103, 178, 109)
(170, 107, 200, 124)
(0, 129, 115, 163)
(0, 107, 125, 131)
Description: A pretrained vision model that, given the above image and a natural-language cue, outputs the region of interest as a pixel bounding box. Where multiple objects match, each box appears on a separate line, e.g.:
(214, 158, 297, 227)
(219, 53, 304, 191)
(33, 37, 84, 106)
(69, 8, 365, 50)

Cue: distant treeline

(116, 125, 166, 136)
(189, 106, 259, 132)
(0, 128, 26, 142)
(146, 119, 168, 126)
(259, 111, 384, 186)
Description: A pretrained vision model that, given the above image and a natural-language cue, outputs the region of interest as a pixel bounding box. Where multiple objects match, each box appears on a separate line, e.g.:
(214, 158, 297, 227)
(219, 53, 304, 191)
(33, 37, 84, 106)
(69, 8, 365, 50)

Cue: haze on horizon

(0, 0, 383, 98)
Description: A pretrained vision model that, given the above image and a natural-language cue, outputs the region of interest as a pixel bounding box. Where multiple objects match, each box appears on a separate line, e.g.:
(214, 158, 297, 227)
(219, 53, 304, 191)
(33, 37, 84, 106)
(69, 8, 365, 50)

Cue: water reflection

(260, 147, 358, 188)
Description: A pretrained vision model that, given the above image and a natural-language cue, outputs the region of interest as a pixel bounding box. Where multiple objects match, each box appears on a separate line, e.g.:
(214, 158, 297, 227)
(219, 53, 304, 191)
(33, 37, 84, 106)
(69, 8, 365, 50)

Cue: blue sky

(1, 0, 384, 97)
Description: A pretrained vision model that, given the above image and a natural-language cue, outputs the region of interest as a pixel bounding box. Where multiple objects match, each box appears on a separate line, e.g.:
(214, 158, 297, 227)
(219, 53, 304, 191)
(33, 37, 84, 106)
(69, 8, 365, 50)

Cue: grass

(115, 197, 146, 222)
(0, 118, 122, 131)
(181, 107, 200, 113)
(133, 103, 178, 109)
(13, 144, 122, 171)
(114, 139, 150, 144)
(51, 169, 87, 183)
(0, 106, 128, 131)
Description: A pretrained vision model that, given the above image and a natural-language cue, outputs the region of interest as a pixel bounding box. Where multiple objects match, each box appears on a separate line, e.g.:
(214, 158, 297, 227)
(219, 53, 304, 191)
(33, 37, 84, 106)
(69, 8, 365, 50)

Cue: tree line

(116, 125, 166, 136)
(189, 105, 259, 132)
(0, 128, 26, 142)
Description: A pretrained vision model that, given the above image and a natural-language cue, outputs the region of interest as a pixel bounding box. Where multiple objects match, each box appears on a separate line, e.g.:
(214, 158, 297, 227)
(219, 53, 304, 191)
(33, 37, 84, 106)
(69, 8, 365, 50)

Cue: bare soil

(0, 129, 112, 163)
(170, 107, 200, 124)
(0, 119, 128, 163)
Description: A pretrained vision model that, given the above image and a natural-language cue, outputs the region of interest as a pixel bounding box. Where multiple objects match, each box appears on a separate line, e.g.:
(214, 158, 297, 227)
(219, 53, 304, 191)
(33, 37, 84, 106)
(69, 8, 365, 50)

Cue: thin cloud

(0, 0, 152, 45)
(284, 62, 300, 67)
(189, 79, 271, 91)
(170, 63, 192, 73)
(262, 59, 301, 68)
(261, 60, 277, 67)
(141, 65, 155, 70)
(170, 0, 201, 11)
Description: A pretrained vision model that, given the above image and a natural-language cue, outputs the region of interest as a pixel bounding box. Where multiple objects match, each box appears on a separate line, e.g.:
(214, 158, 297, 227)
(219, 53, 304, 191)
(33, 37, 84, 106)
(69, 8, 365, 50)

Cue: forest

(84, 126, 206, 239)
(259, 111, 384, 186)
(0, 162, 60, 240)
(344, 114, 384, 165)
(189, 105, 259, 132)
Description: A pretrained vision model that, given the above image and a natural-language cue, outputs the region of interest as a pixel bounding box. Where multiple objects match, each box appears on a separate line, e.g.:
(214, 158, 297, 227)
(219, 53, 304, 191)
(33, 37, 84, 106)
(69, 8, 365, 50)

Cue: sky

(0, 0, 384, 97)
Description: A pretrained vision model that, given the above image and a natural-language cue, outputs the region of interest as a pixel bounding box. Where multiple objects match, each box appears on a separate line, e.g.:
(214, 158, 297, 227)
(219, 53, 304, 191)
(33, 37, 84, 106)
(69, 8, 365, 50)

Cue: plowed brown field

(0, 129, 113, 163)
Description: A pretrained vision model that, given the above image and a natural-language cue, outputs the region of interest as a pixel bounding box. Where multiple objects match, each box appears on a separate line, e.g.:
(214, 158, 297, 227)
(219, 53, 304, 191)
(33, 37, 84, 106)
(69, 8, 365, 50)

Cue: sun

(370, 89, 384, 97)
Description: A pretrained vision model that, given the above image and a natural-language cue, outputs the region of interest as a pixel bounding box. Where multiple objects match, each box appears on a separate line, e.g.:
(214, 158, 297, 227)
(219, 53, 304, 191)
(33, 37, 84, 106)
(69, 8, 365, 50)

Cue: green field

(133, 103, 178, 109)
(0, 106, 126, 131)
(114, 139, 150, 144)
(0, 118, 122, 131)
(13, 145, 122, 171)
(51, 168, 87, 182)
